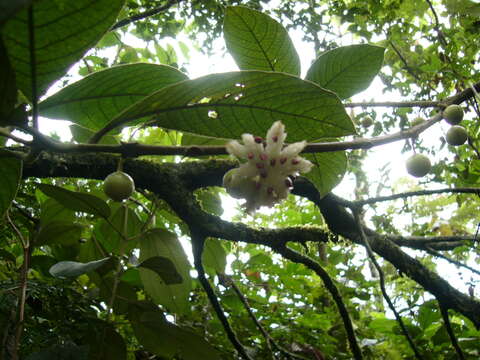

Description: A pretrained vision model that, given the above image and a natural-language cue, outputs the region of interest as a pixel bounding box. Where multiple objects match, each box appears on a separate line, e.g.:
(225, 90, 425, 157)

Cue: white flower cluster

(223, 121, 313, 212)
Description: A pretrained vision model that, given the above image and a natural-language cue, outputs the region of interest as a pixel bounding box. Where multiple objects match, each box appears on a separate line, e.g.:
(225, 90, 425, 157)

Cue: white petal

(226, 140, 247, 159)
(265, 121, 286, 156)
(281, 141, 306, 158)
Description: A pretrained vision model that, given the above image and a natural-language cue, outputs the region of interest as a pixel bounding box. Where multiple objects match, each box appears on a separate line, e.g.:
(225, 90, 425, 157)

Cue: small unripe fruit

(361, 116, 374, 128)
(103, 171, 135, 201)
(443, 104, 464, 125)
(445, 125, 468, 146)
(411, 117, 425, 127)
(406, 154, 431, 178)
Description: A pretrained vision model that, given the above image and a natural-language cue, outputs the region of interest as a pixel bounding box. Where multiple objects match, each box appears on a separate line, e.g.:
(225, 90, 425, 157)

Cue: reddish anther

(247, 152, 254, 160)
(270, 159, 276, 166)
(256, 162, 265, 169)
(259, 153, 268, 161)
(285, 178, 293, 188)
(292, 158, 300, 165)
(272, 135, 278, 142)
(280, 157, 287, 164)
(260, 171, 268, 178)
(254, 136, 263, 144)
(267, 187, 274, 194)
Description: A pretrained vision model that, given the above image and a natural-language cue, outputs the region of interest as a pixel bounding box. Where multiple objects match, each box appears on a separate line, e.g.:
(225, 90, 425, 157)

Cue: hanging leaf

(39, 64, 188, 130)
(0, 155, 22, 219)
(38, 184, 111, 219)
(36, 221, 84, 246)
(129, 307, 221, 360)
(96, 71, 354, 142)
(137, 256, 183, 285)
(139, 229, 191, 314)
(304, 151, 347, 197)
(224, 6, 300, 76)
(49, 258, 110, 278)
(2, 0, 124, 100)
(305, 44, 385, 99)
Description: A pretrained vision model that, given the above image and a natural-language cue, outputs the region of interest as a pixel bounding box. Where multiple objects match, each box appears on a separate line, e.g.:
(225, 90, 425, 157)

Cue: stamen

(272, 135, 278, 142)
(256, 163, 265, 169)
(254, 136, 263, 144)
(270, 159, 276, 166)
(280, 157, 287, 164)
(292, 158, 300, 165)
(259, 153, 268, 161)
(247, 152, 254, 160)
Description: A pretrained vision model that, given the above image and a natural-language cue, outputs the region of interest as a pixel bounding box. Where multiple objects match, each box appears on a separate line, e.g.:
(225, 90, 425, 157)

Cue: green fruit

(406, 154, 431, 178)
(103, 171, 135, 201)
(443, 104, 464, 125)
(411, 117, 425, 127)
(445, 125, 468, 146)
(361, 116, 374, 128)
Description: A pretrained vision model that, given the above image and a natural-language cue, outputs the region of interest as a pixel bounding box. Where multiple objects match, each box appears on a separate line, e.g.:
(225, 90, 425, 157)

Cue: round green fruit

(411, 117, 425, 127)
(406, 154, 431, 178)
(445, 125, 468, 146)
(103, 171, 135, 202)
(361, 116, 374, 128)
(443, 104, 464, 125)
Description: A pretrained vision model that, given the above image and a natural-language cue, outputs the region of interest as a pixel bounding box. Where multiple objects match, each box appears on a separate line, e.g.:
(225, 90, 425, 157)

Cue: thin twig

(272, 245, 363, 360)
(351, 187, 480, 206)
(222, 275, 307, 360)
(424, 246, 480, 276)
(190, 231, 253, 360)
(27, 5, 38, 129)
(352, 210, 423, 360)
(344, 100, 440, 108)
(0, 128, 32, 145)
(439, 303, 466, 359)
(425, 0, 448, 47)
(110, 0, 182, 31)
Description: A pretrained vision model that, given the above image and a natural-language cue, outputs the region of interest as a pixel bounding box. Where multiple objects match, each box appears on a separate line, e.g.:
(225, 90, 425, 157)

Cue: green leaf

(202, 238, 227, 274)
(97, 205, 142, 254)
(99, 71, 354, 141)
(129, 308, 221, 360)
(305, 44, 385, 99)
(39, 64, 188, 131)
(2, 0, 124, 100)
(25, 344, 89, 360)
(196, 189, 224, 216)
(49, 257, 110, 278)
(224, 6, 300, 75)
(84, 325, 126, 360)
(0, 0, 33, 27)
(0, 38, 16, 121)
(137, 256, 183, 285)
(139, 228, 191, 314)
(38, 184, 110, 219)
(36, 221, 84, 246)
(70, 124, 119, 145)
(304, 151, 347, 196)
(39, 198, 75, 226)
(0, 154, 22, 218)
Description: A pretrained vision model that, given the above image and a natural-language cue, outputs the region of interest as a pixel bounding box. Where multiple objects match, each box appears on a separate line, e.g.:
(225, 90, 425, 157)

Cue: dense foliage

(1, 1, 480, 359)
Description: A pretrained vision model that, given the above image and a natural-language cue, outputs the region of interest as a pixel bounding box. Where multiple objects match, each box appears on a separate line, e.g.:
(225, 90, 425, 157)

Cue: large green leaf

(39, 64, 188, 130)
(139, 229, 191, 314)
(2, 0, 124, 100)
(129, 308, 221, 360)
(137, 256, 183, 285)
(36, 221, 84, 246)
(304, 151, 347, 197)
(0, 38, 16, 121)
(97, 71, 354, 142)
(38, 184, 111, 218)
(224, 6, 300, 76)
(202, 238, 226, 274)
(0, 155, 22, 218)
(305, 44, 385, 99)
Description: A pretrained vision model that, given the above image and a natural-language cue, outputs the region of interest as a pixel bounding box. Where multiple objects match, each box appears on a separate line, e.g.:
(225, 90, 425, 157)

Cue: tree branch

(272, 244, 363, 360)
(190, 230, 253, 360)
(439, 303, 466, 359)
(110, 0, 182, 31)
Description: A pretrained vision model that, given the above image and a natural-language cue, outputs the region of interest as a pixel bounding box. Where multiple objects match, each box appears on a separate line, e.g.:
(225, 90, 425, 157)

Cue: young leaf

(137, 256, 183, 285)
(38, 184, 110, 219)
(305, 44, 385, 99)
(0, 155, 22, 218)
(96, 71, 354, 142)
(304, 151, 347, 197)
(139, 229, 191, 314)
(39, 64, 188, 131)
(49, 258, 110, 278)
(224, 6, 300, 76)
(2, 0, 124, 100)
